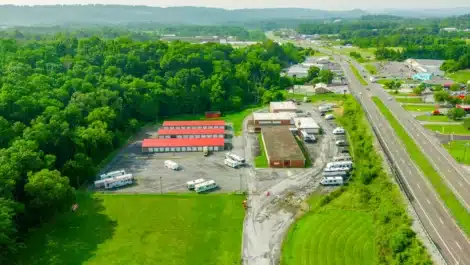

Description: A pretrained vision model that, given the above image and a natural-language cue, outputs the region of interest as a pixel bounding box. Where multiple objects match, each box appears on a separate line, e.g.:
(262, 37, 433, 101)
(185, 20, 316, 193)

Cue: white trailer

(318, 106, 331, 113)
(104, 174, 134, 189)
(326, 162, 353, 171)
(325, 114, 334, 120)
(333, 155, 352, 162)
(322, 170, 349, 177)
(320, 177, 344, 186)
(224, 159, 242, 168)
(300, 130, 316, 142)
(164, 160, 180, 170)
(332, 127, 345, 135)
(327, 161, 353, 168)
(100, 169, 126, 180)
(225, 152, 245, 164)
(195, 180, 218, 193)
(187, 178, 206, 190)
(94, 179, 106, 189)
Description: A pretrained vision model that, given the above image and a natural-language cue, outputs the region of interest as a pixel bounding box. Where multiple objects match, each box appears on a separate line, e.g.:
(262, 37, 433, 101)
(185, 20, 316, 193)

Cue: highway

(350, 60, 470, 212)
(336, 55, 470, 265)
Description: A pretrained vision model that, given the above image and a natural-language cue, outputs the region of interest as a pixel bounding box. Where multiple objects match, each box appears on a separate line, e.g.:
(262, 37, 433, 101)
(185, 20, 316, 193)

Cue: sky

(0, 0, 469, 11)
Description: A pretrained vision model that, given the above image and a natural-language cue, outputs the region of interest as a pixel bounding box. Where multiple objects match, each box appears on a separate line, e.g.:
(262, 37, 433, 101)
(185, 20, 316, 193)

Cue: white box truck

(187, 178, 205, 190)
(164, 160, 180, 170)
(320, 177, 344, 186)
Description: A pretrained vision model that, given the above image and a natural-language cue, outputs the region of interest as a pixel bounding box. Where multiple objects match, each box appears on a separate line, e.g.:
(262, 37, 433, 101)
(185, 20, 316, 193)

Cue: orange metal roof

(142, 138, 225, 148)
(162, 120, 225, 127)
(157, 128, 225, 135)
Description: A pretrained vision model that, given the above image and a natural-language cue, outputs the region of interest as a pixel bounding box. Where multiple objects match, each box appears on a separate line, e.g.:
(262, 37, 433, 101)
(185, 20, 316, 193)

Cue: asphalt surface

(336, 54, 470, 265)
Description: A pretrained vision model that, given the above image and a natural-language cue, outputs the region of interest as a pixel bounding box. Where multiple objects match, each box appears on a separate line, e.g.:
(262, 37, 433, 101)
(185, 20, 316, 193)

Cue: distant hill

(376, 7, 470, 18)
(0, 5, 368, 27)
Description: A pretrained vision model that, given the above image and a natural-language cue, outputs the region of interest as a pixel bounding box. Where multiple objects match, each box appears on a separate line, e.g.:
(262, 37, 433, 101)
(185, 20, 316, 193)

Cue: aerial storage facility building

(142, 138, 225, 153)
(157, 128, 225, 139)
(260, 126, 305, 168)
(162, 120, 225, 129)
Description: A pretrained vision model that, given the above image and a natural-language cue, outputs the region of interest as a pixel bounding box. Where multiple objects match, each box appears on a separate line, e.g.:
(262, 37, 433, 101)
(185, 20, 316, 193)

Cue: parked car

(335, 140, 348, 146)
(325, 114, 334, 120)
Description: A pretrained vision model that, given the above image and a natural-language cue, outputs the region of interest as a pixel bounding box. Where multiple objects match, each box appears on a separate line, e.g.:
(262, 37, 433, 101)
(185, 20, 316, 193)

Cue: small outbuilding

(293, 117, 321, 134)
(260, 126, 306, 168)
(269, 101, 298, 113)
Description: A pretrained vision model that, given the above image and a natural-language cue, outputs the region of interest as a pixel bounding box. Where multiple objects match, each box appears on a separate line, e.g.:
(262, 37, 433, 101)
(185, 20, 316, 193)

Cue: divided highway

(337, 56, 470, 265)
(350, 60, 470, 211)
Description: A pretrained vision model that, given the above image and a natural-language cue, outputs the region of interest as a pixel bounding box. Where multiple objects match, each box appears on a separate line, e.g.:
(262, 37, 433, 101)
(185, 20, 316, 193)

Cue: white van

(187, 178, 205, 190)
(332, 127, 345, 135)
(320, 177, 344, 186)
(164, 160, 180, 170)
(195, 180, 218, 193)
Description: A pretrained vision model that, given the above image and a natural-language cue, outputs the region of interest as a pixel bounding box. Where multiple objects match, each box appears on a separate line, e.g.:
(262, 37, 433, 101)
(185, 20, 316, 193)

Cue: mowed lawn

(448, 70, 470, 83)
(402, 104, 439, 112)
(444, 140, 470, 165)
(424, 124, 470, 135)
(394, 97, 423, 104)
(16, 193, 245, 265)
(282, 209, 376, 265)
(416, 115, 453, 122)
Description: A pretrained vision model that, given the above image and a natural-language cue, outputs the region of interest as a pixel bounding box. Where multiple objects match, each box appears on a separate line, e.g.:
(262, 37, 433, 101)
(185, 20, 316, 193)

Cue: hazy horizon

(0, 0, 469, 11)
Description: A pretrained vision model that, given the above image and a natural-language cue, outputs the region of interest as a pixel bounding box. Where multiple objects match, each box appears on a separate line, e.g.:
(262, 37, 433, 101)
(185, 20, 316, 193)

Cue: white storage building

(269, 101, 298, 113)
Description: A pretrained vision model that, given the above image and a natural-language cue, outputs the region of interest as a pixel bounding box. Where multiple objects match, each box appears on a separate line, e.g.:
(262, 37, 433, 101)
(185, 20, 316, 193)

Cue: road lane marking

(455, 242, 462, 250)
(417, 183, 421, 189)
(439, 218, 444, 224)
(427, 199, 432, 204)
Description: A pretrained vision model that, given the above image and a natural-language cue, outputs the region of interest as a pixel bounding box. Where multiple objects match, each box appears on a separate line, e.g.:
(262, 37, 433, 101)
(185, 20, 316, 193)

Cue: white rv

(318, 106, 331, 113)
(187, 178, 206, 190)
(94, 179, 106, 189)
(320, 177, 344, 186)
(224, 159, 242, 168)
(326, 161, 353, 171)
(164, 160, 180, 170)
(332, 127, 345, 135)
(104, 174, 134, 189)
(195, 180, 218, 193)
(100, 169, 126, 180)
(322, 170, 349, 177)
(225, 152, 245, 164)
(333, 155, 352, 162)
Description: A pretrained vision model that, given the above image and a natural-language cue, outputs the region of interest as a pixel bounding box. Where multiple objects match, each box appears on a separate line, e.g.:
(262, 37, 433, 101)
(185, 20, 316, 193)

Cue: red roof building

(142, 138, 225, 153)
(157, 128, 225, 139)
(162, 120, 225, 129)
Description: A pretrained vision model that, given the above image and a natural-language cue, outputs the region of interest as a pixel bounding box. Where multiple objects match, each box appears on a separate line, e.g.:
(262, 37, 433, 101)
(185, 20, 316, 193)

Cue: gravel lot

(98, 125, 248, 193)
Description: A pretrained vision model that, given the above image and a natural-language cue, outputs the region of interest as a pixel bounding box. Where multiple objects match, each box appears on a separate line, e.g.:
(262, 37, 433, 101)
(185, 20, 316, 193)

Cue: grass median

(349, 63, 368, 86)
(372, 96, 470, 236)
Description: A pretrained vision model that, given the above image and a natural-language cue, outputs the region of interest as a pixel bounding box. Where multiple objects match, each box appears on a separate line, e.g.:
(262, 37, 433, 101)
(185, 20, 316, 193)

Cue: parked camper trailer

(320, 177, 344, 186)
(164, 160, 180, 170)
(326, 161, 353, 170)
(94, 179, 106, 189)
(225, 152, 245, 164)
(333, 155, 352, 162)
(335, 140, 348, 146)
(195, 180, 218, 193)
(332, 127, 345, 135)
(100, 169, 126, 180)
(187, 178, 206, 190)
(224, 159, 242, 168)
(318, 106, 331, 113)
(322, 170, 349, 177)
(104, 174, 133, 189)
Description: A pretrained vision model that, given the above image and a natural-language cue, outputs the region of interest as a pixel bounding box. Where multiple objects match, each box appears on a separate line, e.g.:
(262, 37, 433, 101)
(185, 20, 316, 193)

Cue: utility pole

(160, 176, 163, 194)
(464, 142, 470, 162)
(239, 173, 243, 193)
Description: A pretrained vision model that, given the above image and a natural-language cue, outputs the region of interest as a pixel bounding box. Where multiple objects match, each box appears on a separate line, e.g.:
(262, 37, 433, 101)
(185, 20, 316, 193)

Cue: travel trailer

(325, 114, 334, 120)
(225, 152, 245, 164)
(320, 177, 344, 186)
(187, 178, 206, 190)
(164, 160, 180, 170)
(104, 174, 134, 189)
(322, 170, 349, 178)
(100, 169, 126, 180)
(194, 180, 218, 193)
(332, 127, 345, 135)
(224, 159, 242, 169)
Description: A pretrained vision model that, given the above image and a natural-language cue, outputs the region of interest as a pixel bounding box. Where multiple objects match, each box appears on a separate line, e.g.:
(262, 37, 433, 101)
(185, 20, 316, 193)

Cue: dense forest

(0, 36, 308, 262)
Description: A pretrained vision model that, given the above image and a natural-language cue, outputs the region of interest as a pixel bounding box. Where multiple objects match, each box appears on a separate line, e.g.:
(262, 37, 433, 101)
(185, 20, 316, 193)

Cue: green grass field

(444, 141, 470, 165)
(402, 104, 438, 112)
(373, 97, 470, 236)
(416, 115, 453, 122)
(448, 70, 470, 83)
(394, 97, 423, 103)
(255, 135, 269, 168)
(16, 193, 245, 265)
(349, 63, 368, 85)
(282, 208, 376, 265)
(424, 124, 470, 135)
(363, 63, 377, 75)
(387, 90, 416, 96)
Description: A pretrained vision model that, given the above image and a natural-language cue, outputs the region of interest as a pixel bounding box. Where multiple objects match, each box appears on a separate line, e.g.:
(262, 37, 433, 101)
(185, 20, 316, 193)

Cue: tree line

(0, 36, 306, 262)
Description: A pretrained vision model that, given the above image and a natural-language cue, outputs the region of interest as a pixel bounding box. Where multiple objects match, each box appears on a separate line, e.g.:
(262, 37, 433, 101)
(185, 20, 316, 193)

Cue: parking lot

(99, 124, 248, 193)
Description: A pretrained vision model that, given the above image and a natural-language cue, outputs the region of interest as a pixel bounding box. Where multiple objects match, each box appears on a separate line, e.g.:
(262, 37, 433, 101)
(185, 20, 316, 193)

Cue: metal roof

(157, 128, 225, 135)
(261, 126, 305, 161)
(162, 120, 225, 127)
(142, 138, 225, 148)
(293, 117, 320, 129)
(253, 112, 296, 121)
